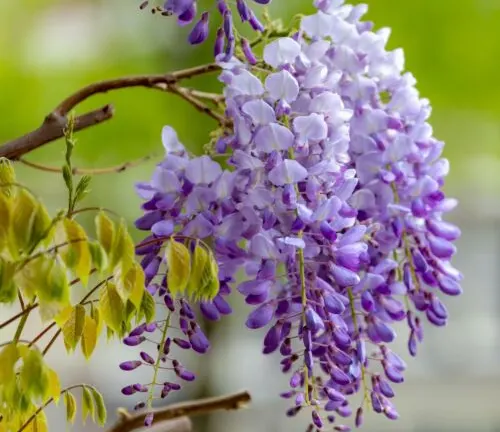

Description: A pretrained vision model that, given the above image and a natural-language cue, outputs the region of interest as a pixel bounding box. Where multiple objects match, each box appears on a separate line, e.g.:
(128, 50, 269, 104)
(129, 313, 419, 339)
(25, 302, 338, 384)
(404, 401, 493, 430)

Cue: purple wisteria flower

(130, 0, 461, 430)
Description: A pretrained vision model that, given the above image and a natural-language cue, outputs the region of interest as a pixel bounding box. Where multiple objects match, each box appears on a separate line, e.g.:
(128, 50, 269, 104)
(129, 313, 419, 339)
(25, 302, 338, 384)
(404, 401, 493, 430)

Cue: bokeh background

(1, 0, 500, 431)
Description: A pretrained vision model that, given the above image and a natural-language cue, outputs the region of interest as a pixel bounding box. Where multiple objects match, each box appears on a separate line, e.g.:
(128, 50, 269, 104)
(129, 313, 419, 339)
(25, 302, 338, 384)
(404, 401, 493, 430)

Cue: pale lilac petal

(265, 70, 300, 102)
(293, 113, 328, 143)
(268, 160, 308, 186)
(162, 126, 185, 153)
(254, 123, 295, 153)
(242, 100, 276, 125)
(185, 156, 222, 184)
(263, 37, 301, 68)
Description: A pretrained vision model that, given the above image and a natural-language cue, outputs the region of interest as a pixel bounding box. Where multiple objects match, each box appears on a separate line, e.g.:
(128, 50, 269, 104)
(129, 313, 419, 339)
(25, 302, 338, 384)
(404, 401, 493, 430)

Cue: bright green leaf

(99, 282, 125, 334)
(74, 175, 92, 204)
(81, 386, 94, 424)
(64, 391, 77, 423)
(0, 157, 15, 198)
(89, 387, 107, 425)
(62, 304, 86, 352)
(81, 315, 97, 359)
(166, 240, 191, 297)
(0, 193, 11, 251)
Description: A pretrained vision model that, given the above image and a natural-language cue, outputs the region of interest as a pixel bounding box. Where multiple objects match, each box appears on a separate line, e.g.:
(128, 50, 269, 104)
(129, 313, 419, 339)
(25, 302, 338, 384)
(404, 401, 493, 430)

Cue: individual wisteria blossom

(130, 0, 462, 430)
(138, 0, 269, 56)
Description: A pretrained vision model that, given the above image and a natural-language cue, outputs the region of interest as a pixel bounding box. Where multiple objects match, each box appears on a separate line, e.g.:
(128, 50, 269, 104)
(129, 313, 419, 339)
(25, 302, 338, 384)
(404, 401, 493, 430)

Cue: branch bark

(0, 63, 222, 160)
(106, 391, 251, 432)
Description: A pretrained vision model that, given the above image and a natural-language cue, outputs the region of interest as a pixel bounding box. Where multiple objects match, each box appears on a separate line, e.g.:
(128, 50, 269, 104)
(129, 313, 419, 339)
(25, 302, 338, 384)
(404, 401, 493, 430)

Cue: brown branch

(18, 152, 158, 175)
(106, 391, 251, 432)
(0, 63, 221, 160)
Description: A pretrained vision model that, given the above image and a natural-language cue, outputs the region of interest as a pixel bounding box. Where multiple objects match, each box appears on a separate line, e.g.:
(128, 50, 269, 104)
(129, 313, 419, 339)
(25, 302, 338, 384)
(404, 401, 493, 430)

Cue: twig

(106, 391, 251, 432)
(149, 417, 192, 432)
(18, 152, 158, 175)
(0, 64, 221, 160)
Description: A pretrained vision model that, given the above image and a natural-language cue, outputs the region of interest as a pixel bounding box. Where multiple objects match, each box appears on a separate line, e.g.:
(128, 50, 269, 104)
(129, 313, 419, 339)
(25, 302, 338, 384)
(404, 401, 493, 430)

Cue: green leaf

(74, 175, 92, 204)
(89, 386, 107, 425)
(99, 282, 125, 334)
(89, 240, 108, 274)
(81, 386, 94, 424)
(139, 290, 156, 323)
(62, 165, 73, 193)
(62, 218, 91, 286)
(64, 391, 77, 423)
(81, 315, 98, 359)
(0, 343, 19, 383)
(11, 189, 39, 254)
(20, 348, 48, 400)
(0, 258, 16, 303)
(95, 211, 115, 256)
(165, 240, 191, 297)
(62, 304, 86, 352)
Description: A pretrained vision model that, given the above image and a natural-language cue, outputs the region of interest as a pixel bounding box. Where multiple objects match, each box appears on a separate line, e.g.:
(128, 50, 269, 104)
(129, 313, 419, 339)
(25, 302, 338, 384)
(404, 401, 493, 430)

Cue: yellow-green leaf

(25, 411, 49, 432)
(81, 315, 97, 359)
(62, 218, 91, 286)
(62, 304, 86, 352)
(115, 263, 144, 308)
(46, 368, 61, 404)
(166, 240, 191, 297)
(81, 386, 94, 424)
(91, 306, 103, 337)
(89, 387, 107, 425)
(0, 193, 11, 251)
(0, 258, 16, 303)
(139, 290, 155, 323)
(99, 282, 125, 334)
(0, 157, 15, 198)
(109, 219, 134, 273)
(95, 211, 115, 256)
(200, 255, 219, 301)
(89, 240, 108, 274)
(15, 256, 51, 302)
(20, 348, 48, 400)
(0, 343, 19, 383)
(64, 391, 77, 423)
(11, 190, 40, 254)
(186, 242, 209, 300)
(31, 203, 52, 248)
(37, 257, 70, 305)
(54, 305, 73, 327)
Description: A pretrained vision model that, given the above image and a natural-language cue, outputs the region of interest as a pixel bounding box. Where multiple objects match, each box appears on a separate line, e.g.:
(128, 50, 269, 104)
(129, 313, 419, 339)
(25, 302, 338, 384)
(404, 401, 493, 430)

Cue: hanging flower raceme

(123, 128, 234, 426)
(128, 0, 461, 430)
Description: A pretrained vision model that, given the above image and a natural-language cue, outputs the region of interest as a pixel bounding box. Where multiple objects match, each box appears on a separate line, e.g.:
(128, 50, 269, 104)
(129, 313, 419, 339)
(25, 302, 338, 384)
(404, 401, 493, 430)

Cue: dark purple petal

(245, 303, 274, 329)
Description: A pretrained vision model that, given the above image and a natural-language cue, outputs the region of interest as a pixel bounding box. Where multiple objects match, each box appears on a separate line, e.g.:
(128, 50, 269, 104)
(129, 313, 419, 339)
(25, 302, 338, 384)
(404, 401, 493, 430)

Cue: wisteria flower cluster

(127, 0, 462, 430)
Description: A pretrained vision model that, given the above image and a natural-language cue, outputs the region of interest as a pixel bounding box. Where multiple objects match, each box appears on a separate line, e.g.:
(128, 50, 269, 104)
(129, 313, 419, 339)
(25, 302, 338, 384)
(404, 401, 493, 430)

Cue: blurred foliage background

(1, 1, 500, 431)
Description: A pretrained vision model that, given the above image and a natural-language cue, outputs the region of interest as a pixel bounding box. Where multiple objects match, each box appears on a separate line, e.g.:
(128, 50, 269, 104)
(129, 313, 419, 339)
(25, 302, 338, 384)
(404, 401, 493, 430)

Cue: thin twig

(106, 391, 251, 432)
(0, 64, 221, 160)
(17, 385, 85, 432)
(18, 153, 158, 175)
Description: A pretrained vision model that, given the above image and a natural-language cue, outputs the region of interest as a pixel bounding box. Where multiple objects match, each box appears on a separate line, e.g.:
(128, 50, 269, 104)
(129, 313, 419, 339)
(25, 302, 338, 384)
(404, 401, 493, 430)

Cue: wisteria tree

(0, 0, 462, 431)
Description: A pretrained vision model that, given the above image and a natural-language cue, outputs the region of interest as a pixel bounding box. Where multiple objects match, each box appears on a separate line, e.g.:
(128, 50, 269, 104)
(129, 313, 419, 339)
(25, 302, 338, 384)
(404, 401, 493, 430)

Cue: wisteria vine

(124, 0, 462, 430)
